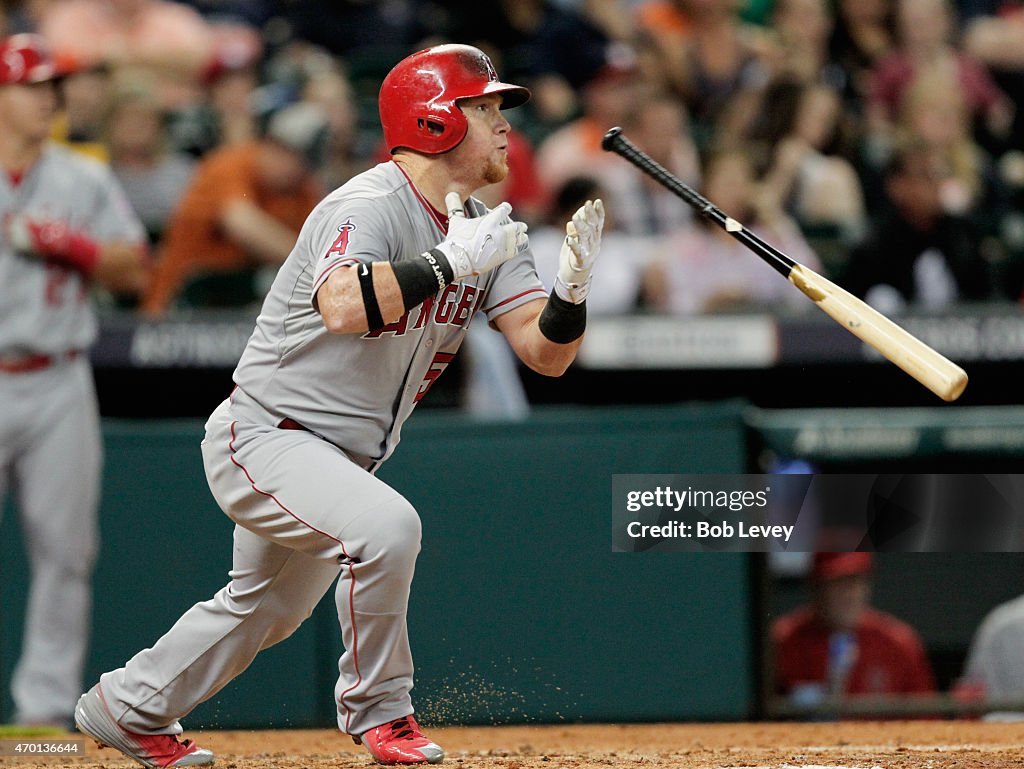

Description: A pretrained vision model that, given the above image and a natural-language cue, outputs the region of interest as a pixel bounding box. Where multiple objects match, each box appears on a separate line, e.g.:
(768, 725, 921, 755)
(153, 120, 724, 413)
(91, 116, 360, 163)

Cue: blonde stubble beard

(481, 151, 509, 186)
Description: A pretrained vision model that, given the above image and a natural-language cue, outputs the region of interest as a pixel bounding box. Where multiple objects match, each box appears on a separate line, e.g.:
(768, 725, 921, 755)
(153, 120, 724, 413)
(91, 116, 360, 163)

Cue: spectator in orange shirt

(772, 552, 937, 712)
(141, 102, 327, 315)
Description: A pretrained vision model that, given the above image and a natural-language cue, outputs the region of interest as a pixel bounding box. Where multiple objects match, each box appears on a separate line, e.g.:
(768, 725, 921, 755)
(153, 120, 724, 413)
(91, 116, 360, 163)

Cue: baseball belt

(0, 349, 79, 373)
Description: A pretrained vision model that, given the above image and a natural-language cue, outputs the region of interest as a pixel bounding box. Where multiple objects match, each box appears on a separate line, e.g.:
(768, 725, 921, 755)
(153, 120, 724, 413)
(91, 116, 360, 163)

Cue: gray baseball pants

(1, 357, 101, 725)
(99, 390, 421, 736)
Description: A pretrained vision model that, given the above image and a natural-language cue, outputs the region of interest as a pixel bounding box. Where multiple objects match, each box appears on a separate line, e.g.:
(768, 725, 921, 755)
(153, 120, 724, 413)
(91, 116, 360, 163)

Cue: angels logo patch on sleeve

(326, 219, 357, 258)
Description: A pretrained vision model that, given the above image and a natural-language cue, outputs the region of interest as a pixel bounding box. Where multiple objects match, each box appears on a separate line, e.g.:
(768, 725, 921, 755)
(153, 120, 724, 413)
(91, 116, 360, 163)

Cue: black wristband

(357, 262, 384, 330)
(393, 250, 456, 311)
(538, 289, 587, 344)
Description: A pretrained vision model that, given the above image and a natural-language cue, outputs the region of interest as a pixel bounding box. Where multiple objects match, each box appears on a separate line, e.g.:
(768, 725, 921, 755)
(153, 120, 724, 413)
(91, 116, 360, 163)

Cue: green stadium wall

(0, 402, 753, 729)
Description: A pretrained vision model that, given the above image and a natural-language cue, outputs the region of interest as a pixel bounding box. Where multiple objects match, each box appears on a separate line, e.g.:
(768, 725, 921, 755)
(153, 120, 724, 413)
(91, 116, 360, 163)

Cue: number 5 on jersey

(416, 352, 455, 402)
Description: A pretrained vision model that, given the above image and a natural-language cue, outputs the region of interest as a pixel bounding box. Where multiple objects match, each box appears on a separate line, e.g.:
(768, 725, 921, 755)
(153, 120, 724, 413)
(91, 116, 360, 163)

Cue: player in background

(772, 552, 936, 711)
(0, 34, 147, 728)
(74, 44, 604, 766)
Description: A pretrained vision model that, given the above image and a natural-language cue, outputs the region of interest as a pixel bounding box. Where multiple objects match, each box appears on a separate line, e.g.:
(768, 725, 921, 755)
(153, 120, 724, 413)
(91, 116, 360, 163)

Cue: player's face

(448, 94, 510, 188)
(815, 574, 870, 631)
(0, 81, 59, 143)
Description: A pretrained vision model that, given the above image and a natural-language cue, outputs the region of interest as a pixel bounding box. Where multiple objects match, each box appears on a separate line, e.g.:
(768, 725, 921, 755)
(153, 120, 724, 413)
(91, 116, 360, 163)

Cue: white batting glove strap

(554, 273, 592, 304)
(557, 198, 605, 290)
(437, 241, 473, 281)
(436, 192, 528, 281)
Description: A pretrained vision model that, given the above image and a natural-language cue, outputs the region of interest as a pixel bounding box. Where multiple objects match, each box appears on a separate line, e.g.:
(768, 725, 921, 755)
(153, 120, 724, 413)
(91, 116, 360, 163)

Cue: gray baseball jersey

(94, 160, 549, 739)
(1, 141, 145, 726)
(0, 143, 146, 355)
(233, 160, 546, 467)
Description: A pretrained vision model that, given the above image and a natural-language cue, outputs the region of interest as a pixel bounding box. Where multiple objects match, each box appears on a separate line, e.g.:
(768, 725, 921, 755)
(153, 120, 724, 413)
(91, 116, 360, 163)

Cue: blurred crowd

(10, 0, 1024, 317)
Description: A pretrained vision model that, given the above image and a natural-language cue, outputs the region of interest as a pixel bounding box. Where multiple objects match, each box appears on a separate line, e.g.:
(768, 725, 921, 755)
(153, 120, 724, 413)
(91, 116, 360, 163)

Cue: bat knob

(601, 127, 623, 151)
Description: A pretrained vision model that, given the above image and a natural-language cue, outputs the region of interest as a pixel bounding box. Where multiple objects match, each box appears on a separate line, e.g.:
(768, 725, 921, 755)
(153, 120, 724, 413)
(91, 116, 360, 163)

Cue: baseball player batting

(0, 34, 147, 728)
(75, 44, 604, 766)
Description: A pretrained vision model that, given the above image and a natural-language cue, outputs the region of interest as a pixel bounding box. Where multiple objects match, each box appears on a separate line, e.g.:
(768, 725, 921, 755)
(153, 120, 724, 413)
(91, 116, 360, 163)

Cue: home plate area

(7, 721, 1022, 769)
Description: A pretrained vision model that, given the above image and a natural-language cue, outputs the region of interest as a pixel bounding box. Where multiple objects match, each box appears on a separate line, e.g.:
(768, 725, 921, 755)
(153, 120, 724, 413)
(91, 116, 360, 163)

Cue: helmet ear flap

(404, 103, 468, 155)
(416, 115, 448, 141)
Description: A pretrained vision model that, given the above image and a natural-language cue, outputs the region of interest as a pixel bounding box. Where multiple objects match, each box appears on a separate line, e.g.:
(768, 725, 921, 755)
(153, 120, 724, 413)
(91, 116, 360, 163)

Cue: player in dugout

(772, 552, 936, 712)
(74, 44, 604, 766)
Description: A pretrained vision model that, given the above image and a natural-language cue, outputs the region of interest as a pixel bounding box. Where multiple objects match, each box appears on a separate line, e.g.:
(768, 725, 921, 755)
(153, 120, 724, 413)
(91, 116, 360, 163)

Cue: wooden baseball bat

(601, 127, 968, 402)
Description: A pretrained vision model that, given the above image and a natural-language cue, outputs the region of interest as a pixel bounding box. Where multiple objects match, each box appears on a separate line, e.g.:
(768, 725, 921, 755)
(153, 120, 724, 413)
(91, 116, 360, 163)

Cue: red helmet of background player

(0, 34, 59, 86)
(379, 44, 530, 155)
(811, 552, 874, 582)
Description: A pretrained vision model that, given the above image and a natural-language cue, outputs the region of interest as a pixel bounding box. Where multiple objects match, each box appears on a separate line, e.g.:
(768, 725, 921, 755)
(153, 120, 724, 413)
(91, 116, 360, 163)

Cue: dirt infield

(4, 721, 1024, 769)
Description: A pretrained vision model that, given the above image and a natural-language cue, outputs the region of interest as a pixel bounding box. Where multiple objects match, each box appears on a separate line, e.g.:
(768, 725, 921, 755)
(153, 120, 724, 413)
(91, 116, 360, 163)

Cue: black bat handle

(602, 127, 713, 213)
(601, 127, 797, 277)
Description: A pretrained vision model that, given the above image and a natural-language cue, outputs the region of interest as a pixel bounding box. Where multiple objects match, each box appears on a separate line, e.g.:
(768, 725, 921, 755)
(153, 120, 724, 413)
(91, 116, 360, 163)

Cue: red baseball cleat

(74, 684, 214, 768)
(355, 715, 444, 764)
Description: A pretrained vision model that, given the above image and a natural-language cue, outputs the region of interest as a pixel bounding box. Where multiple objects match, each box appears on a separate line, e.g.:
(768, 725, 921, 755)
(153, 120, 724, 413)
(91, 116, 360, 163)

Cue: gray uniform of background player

(0, 143, 145, 724)
(98, 160, 546, 736)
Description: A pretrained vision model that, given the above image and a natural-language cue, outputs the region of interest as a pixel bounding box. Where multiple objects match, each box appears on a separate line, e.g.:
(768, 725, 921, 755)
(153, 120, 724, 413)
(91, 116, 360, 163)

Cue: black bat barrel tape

(600, 126, 796, 278)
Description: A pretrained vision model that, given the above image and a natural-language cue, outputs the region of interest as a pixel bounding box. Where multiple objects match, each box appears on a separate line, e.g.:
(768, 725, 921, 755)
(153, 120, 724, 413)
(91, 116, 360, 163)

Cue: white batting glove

(555, 199, 604, 304)
(434, 192, 528, 281)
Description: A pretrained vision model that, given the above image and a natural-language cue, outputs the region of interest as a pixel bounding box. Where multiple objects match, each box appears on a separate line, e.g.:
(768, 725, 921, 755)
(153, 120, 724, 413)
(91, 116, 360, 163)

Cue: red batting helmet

(0, 34, 58, 86)
(379, 44, 530, 155)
